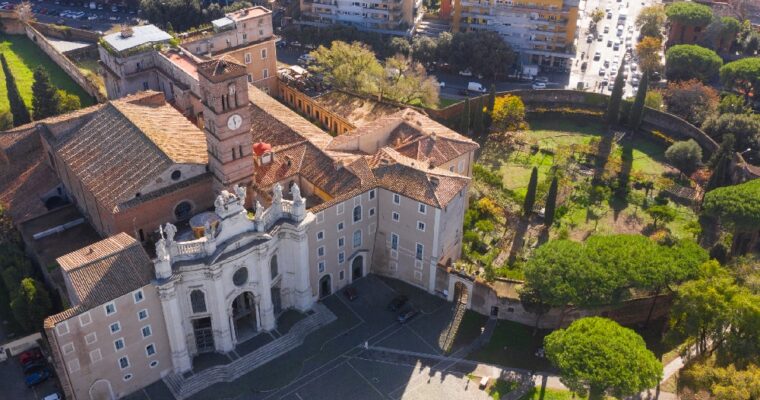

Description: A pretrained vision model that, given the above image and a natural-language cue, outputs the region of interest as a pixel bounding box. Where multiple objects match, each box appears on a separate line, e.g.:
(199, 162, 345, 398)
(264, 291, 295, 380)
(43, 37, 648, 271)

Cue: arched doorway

(351, 256, 364, 281)
(89, 379, 114, 400)
(231, 292, 257, 343)
(319, 275, 331, 299)
(454, 281, 469, 306)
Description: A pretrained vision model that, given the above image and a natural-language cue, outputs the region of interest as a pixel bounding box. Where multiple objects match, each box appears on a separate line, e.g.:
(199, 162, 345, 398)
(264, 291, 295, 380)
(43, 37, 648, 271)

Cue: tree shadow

(536, 226, 550, 246)
(613, 141, 634, 220)
(507, 217, 531, 264)
(592, 129, 615, 184)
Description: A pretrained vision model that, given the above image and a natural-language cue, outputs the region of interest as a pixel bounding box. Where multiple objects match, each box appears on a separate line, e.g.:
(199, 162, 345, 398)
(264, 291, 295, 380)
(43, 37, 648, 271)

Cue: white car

(531, 82, 547, 90)
(603, 26, 610, 34)
(598, 68, 607, 76)
(458, 69, 473, 77)
(534, 76, 549, 83)
(437, 81, 445, 88)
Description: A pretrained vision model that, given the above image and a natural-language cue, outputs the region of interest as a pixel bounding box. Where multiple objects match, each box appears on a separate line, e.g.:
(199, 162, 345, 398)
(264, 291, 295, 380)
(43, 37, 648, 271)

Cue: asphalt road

(2, 0, 137, 32)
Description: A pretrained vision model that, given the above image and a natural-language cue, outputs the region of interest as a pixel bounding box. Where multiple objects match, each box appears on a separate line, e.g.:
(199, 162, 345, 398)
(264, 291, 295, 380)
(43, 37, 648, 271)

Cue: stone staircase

(162, 304, 336, 399)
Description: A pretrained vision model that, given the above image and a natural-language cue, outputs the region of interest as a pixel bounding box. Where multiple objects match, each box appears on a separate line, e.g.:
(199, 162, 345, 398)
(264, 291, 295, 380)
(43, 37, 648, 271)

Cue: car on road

(397, 307, 418, 323)
(387, 295, 409, 311)
(593, 51, 601, 61)
(613, 41, 620, 50)
(603, 26, 610, 34)
(437, 81, 445, 88)
(534, 76, 549, 83)
(631, 77, 640, 86)
(19, 348, 44, 366)
(43, 394, 62, 400)
(458, 69, 473, 77)
(600, 79, 609, 87)
(603, 60, 610, 68)
(343, 287, 358, 301)
(531, 82, 546, 90)
(586, 34, 594, 43)
(108, 15, 118, 21)
(597, 35, 603, 42)
(607, 11, 612, 19)
(467, 82, 487, 92)
(607, 40, 613, 47)
(25, 368, 51, 387)
(23, 361, 47, 374)
(598, 68, 606, 76)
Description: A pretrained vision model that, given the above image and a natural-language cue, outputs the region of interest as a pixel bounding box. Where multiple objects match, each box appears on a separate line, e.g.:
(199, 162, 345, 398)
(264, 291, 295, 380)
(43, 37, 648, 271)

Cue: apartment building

(449, 0, 579, 67)
(298, 0, 422, 35)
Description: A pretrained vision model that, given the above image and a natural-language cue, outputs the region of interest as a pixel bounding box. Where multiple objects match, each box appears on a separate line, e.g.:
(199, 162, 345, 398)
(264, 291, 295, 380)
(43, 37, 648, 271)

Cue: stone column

(292, 229, 313, 312)
(158, 281, 192, 373)
(209, 266, 233, 352)
(258, 255, 276, 331)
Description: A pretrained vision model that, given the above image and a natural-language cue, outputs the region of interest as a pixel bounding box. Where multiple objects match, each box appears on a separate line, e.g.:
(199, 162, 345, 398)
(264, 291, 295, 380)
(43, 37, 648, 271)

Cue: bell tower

(197, 57, 254, 193)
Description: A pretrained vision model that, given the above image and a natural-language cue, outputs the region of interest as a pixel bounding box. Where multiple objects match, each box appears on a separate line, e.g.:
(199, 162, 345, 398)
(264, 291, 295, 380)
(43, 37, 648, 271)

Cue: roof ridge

(60, 234, 139, 272)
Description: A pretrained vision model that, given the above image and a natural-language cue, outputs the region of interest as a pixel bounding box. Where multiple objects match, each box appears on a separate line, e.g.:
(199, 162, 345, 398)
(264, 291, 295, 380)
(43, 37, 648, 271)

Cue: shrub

(665, 139, 703, 175)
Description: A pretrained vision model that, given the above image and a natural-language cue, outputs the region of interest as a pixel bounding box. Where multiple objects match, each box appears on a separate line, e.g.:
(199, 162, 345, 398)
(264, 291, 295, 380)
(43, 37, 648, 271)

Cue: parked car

(458, 69, 473, 77)
(25, 368, 51, 387)
(343, 287, 358, 301)
(43, 394, 62, 400)
(531, 82, 546, 90)
(387, 295, 409, 312)
(586, 34, 594, 43)
(598, 68, 606, 76)
(437, 81, 445, 88)
(534, 76, 549, 83)
(467, 81, 487, 93)
(593, 52, 601, 61)
(397, 307, 418, 323)
(18, 348, 43, 366)
(23, 361, 47, 374)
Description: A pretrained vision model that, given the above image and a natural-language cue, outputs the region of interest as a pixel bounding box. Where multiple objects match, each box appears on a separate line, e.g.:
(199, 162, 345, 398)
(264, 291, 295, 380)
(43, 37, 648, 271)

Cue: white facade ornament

(214, 193, 226, 214)
(234, 184, 247, 205)
(164, 222, 177, 243)
(156, 237, 169, 261)
(204, 221, 212, 239)
(272, 183, 283, 204)
(291, 183, 303, 205)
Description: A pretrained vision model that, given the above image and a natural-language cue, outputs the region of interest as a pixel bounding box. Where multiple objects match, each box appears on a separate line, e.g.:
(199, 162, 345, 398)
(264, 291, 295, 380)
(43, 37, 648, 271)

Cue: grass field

(520, 387, 589, 400)
(468, 319, 554, 372)
(0, 33, 94, 114)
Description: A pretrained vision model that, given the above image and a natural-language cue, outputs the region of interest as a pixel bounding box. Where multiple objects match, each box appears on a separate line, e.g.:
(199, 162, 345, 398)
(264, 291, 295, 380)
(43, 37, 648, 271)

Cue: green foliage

(665, 1, 713, 26)
(702, 113, 760, 162)
(448, 31, 516, 79)
(10, 277, 52, 332)
(31, 66, 60, 120)
(606, 61, 626, 124)
(222, 1, 253, 13)
(703, 178, 760, 233)
(460, 97, 471, 134)
(662, 79, 719, 126)
(0, 110, 12, 130)
(719, 94, 751, 115)
(544, 175, 558, 227)
(389, 37, 411, 57)
(472, 96, 485, 135)
(636, 5, 666, 39)
(646, 204, 677, 229)
(0, 54, 30, 126)
(491, 94, 526, 131)
(644, 89, 663, 110)
(680, 357, 760, 399)
(58, 90, 81, 113)
(524, 167, 538, 216)
(720, 57, 760, 98)
(522, 234, 707, 308)
(628, 72, 649, 130)
(665, 45, 723, 82)
(139, 0, 204, 32)
(706, 134, 735, 191)
(665, 139, 703, 175)
(544, 317, 662, 399)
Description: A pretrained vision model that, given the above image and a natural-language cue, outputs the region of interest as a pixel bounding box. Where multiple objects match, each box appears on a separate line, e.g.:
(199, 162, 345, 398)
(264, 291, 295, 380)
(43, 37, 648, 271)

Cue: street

(1, 0, 137, 33)
(568, 0, 658, 97)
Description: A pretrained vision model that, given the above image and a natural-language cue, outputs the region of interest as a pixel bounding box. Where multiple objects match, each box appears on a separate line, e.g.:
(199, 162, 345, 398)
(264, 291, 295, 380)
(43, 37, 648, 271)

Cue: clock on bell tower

(197, 57, 254, 194)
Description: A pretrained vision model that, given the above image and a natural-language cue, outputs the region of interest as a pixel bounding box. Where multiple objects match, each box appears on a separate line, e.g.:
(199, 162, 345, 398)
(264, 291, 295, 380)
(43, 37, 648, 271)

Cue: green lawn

(73, 57, 106, 97)
(520, 387, 589, 400)
(0, 51, 8, 113)
(451, 310, 489, 351)
(468, 319, 554, 371)
(0, 33, 94, 114)
(438, 97, 460, 109)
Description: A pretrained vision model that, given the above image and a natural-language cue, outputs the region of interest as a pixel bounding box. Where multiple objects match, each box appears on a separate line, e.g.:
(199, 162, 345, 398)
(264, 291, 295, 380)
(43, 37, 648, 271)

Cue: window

(171, 170, 182, 181)
(318, 261, 325, 273)
(338, 252, 345, 264)
(418, 203, 427, 214)
(339, 270, 345, 280)
(90, 349, 102, 363)
(369, 208, 375, 217)
(316, 211, 324, 223)
(244, 53, 252, 64)
(352, 205, 362, 223)
(392, 212, 400, 222)
(270, 255, 278, 280)
(317, 231, 325, 241)
(263, 68, 269, 78)
(138, 309, 149, 321)
(104, 302, 116, 316)
(142, 81, 149, 90)
(242, 33, 248, 41)
(85, 332, 97, 345)
(391, 233, 399, 250)
(417, 221, 426, 231)
(191, 290, 207, 314)
(337, 202, 344, 215)
(353, 230, 362, 248)
(337, 222, 344, 232)
(174, 201, 192, 220)
(393, 193, 400, 204)
(62, 342, 75, 355)
(68, 359, 80, 373)
(338, 236, 345, 248)
(247, 74, 253, 83)
(79, 312, 92, 327)
(142, 325, 152, 338)
(233, 267, 248, 286)
(133, 289, 144, 303)
(261, 48, 267, 59)
(150, 360, 159, 368)
(123, 374, 133, 381)
(369, 189, 375, 200)
(119, 356, 130, 370)
(110, 322, 121, 334)
(114, 338, 125, 351)
(416, 243, 424, 261)
(458, 160, 465, 173)
(145, 343, 156, 357)
(318, 246, 325, 257)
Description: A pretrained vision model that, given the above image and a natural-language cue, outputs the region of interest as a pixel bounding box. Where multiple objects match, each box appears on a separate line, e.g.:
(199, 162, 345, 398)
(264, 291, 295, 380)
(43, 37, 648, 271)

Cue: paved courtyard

(130, 274, 495, 400)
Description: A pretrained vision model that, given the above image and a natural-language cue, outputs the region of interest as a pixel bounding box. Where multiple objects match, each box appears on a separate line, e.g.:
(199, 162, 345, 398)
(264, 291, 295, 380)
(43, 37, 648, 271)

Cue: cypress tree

(0, 54, 31, 126)
(487, 83, 496, 111)
(544, 175, 559, 227)
(524, 166, 538, 216)
(32, 66, 62, 120)
(627, 72, 649, 131)
(705, 134, 735, 191)
(472, 96, 484, 135)
(606, 59, 626, 125)
(459, 97, 471, 134)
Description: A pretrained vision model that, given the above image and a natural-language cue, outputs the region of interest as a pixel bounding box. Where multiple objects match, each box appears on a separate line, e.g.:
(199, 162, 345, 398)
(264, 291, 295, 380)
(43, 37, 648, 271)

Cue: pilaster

(209, 265, 234, 352)
(158, 281, 192, 373)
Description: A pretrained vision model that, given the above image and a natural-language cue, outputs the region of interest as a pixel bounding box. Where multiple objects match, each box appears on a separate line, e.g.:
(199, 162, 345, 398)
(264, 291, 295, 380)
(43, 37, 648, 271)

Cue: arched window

(190, 290, 206, 314)
(270, 255, 278, 280)
(353, 229, 362, 248)
(174, 201, 192, 221)
(352, 205, 362, 223)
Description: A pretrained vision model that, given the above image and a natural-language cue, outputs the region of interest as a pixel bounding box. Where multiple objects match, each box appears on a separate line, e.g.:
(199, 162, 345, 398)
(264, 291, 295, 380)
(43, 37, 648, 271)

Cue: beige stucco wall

(50, 285, 172, 400)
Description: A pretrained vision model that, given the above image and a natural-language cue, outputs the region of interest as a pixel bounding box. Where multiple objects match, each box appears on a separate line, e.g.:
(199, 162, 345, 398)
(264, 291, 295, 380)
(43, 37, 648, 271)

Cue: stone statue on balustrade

(272, 183, 283, 204)
(156, 237, 169, 261)
(164, 222, 177, 243)
(291, 183, 303, 205)
(234, 184, 247, 205)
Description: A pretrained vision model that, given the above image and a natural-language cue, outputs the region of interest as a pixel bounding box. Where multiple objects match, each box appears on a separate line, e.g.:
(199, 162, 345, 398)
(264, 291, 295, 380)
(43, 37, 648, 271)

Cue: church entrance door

(192, 317, 215, 353)
(232, 292, 257, 343)
(319, 275, 331, 299)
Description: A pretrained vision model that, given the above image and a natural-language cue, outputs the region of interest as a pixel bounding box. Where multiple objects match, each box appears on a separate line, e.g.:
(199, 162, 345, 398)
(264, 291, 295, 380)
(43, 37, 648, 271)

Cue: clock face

(227, 114, 242, 130)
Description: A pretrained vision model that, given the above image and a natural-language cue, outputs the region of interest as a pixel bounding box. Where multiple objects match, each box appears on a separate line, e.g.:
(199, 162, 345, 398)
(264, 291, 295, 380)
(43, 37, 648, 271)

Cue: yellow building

(452, 0, 579, 68)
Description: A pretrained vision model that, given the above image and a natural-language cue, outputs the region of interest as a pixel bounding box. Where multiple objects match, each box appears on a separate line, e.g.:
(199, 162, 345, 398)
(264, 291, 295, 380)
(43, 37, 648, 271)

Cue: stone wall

(0, 10, 25, 34)
(29, 21, 100, 42)
(22, 24, 106, 103)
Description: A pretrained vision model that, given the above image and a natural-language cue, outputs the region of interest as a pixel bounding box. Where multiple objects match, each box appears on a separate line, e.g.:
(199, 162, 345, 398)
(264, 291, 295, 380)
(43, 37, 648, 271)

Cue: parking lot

(0, 326, 61, 400)
(123, 275, 491, 400)
(1, 0, 138, 32)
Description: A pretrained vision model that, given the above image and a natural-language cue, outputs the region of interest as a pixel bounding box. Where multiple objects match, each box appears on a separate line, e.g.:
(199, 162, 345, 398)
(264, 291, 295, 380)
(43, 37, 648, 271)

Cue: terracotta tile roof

(0, 146, 60, 223)
(51, 93, 207, 212)
(313, 91, 400, 128)
(57, 232, 153, 307)
(44, 305, 84, 328)
(197, 57, 247, 82)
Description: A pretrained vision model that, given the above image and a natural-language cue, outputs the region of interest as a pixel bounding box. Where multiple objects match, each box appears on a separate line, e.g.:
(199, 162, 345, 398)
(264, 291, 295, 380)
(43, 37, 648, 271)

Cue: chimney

(120, 26, 133, 38)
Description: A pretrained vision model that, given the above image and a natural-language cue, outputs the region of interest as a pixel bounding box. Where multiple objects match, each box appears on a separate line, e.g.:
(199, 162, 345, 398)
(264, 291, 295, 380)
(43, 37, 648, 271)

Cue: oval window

(171, 170, 182, 181)
(233, 267, 248, 287)
(174, 201, 192, 220)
